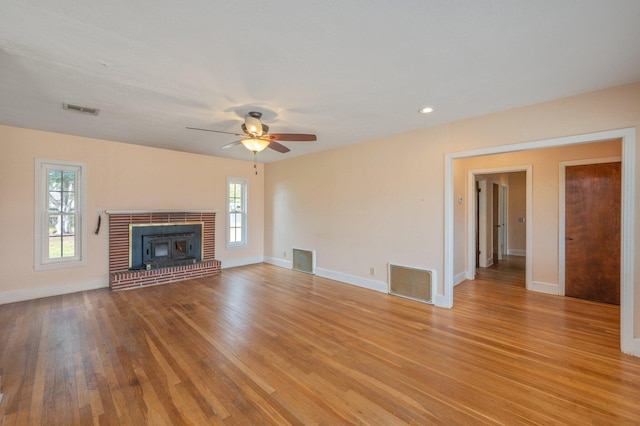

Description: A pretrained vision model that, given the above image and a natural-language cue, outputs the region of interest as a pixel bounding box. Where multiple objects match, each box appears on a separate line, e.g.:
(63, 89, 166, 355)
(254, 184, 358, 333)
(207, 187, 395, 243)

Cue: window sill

(35, 258, 87, 271)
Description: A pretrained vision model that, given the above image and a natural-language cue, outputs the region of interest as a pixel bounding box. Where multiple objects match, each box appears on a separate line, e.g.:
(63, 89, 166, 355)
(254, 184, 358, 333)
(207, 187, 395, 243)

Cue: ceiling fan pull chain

(254, 151, 258, 175)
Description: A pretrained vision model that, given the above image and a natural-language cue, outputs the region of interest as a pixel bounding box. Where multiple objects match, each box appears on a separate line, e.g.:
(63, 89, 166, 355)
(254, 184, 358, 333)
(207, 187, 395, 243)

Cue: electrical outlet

(97, 209, 102, 216)
(370, 267, 375, 276)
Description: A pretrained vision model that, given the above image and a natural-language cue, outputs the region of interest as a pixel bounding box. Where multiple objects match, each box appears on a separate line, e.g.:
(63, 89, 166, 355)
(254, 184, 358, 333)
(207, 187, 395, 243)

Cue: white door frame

(476, 178, 488, 268)
(443, 128, 638, 357)
(467, 166, 532, 289)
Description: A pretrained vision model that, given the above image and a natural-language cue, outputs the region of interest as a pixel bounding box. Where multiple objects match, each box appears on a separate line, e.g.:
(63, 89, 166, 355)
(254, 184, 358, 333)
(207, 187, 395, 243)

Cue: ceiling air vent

(62, 102, 99, 115)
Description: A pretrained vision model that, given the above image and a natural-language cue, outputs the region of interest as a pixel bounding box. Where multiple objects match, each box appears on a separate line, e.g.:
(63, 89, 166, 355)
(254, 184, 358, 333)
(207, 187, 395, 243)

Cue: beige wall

(264, 125, 450, 288)
(507, 172, 526, 254)
(454, 140, 621, 284)
(0, 125, 264, 302)
(2, 80, 640, 345)
(264, 81, 640, 336)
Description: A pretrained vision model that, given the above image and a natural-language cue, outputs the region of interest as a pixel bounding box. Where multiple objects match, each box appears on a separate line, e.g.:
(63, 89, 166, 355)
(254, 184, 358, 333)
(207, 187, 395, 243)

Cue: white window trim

(34, 159, 87, 270)
(226, 177, 248, 248)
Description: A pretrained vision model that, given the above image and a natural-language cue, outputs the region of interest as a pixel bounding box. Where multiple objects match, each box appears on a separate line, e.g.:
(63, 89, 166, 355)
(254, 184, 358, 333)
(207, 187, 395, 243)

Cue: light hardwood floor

(1, 263, 639, 425)
(476, 255, 526, 287)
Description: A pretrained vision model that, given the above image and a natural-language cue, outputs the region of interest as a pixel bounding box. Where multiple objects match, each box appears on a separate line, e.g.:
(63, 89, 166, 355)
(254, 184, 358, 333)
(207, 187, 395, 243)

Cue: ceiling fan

(186, 111, 316, 154)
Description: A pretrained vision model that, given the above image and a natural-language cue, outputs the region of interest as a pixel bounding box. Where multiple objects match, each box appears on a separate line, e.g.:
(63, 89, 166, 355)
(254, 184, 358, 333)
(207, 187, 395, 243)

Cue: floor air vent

(292, 248, 315, 274)
(389, 264, 434, 304)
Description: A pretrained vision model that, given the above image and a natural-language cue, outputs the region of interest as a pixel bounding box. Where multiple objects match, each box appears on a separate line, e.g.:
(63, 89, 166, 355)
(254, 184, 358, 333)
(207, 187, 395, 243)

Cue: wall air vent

(292, 248, 315, 274)
(389, 264, 434, 304)
(63, 102, 99, 115)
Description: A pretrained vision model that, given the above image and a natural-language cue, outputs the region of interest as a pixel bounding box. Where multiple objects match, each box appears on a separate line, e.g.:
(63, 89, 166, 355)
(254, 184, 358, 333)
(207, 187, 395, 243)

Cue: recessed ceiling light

(419, 106, 434, 114)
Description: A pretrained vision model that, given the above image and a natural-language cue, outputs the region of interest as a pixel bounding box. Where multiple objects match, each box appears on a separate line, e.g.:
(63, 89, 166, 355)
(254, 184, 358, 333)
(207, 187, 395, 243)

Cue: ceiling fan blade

(267, 141, 290, 153)
(186, 127, 245, 137)
(269, 133, 317, 142)
(221, 140, 243, 149)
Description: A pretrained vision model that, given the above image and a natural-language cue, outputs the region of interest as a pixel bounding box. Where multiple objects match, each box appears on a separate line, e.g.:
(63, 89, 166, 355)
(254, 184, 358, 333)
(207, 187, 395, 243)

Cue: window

(227, 177, 248, 248)
(35, 159, 87, 270)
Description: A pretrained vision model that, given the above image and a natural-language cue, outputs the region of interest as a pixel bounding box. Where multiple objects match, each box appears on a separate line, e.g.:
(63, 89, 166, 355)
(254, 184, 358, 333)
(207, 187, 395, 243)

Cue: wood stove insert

(130, 222, 203, 270)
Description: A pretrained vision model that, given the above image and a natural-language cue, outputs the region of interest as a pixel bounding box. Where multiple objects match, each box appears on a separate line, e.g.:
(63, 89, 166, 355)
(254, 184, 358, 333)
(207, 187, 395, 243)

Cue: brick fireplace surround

(107, 211, 221, 290)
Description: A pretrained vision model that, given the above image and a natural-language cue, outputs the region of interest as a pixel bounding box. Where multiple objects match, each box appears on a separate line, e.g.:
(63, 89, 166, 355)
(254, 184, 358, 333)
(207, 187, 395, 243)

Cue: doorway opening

(474, 171, 526, 288)
(443, 127, 637, 356)
(465, 166, 532, 290)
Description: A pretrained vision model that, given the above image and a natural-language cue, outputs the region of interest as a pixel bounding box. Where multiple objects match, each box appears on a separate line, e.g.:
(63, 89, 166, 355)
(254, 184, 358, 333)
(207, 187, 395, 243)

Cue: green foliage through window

(227, 178, 248, 247)
(47, 168, 77, 258)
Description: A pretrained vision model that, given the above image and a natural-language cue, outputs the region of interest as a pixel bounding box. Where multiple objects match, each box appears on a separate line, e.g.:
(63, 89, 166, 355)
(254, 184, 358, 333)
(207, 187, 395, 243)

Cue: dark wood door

(565, 162, 620, 305)
(493, 183, 500, 264)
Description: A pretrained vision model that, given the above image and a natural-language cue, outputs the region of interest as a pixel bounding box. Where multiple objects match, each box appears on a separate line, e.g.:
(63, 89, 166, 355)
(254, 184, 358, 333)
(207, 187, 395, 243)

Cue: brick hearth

(107, 211, 221, 290)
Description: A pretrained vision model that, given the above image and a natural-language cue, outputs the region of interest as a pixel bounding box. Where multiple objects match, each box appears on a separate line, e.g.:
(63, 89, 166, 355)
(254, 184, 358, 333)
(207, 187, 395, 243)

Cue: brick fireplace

(107, 210, 221, 290)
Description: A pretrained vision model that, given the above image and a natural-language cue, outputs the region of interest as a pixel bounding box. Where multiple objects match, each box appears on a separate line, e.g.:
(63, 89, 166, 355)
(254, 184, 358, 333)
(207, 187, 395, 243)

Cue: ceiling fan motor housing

(244, 113, 264, 136)
(241, 123, 269, 135)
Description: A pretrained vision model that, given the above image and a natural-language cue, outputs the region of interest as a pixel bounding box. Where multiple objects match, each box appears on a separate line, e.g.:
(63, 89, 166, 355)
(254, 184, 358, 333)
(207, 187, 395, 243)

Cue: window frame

(34, 159, 87, 270)
(226, 177, 248, 248)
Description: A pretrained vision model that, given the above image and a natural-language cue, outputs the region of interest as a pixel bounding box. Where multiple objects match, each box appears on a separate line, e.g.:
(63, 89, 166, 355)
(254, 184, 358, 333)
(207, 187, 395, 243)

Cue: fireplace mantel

(107, 210, 221, 290)
(106, 209, 219, 214)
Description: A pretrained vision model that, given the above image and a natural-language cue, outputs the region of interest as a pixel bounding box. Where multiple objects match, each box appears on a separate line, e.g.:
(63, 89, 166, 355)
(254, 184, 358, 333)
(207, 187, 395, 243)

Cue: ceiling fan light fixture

(241, 138, 270, 152)
(244, 114, 264, 136)
(247, 124, 261, 135)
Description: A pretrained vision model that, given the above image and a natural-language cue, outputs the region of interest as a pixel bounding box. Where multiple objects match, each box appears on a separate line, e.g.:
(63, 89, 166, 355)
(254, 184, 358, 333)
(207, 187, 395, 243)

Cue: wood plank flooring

(476, 255, 526, 287)
(1, 263, 639, 424)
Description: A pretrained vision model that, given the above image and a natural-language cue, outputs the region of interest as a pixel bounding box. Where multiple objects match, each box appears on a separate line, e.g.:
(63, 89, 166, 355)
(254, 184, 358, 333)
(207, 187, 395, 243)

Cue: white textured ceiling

(1, 1, 640, 162)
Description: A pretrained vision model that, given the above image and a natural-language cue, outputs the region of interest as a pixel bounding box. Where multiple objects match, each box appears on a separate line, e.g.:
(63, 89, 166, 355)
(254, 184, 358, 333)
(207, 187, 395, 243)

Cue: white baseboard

(263, 256, 292, 269)
(480, 256, 494, 268)
(266, 259, 390, 294)
(265, 258, 388, 293)
(622, 337, 640, 357)
(529, 281, 559, 295)
(453, 272, 467, 286)
(315, 267, 388, 293)
(0, 279, 108, 305)
(221, 256, 265, 269)
(508, 249, 526, 256)
(434, 294, 451, 308)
